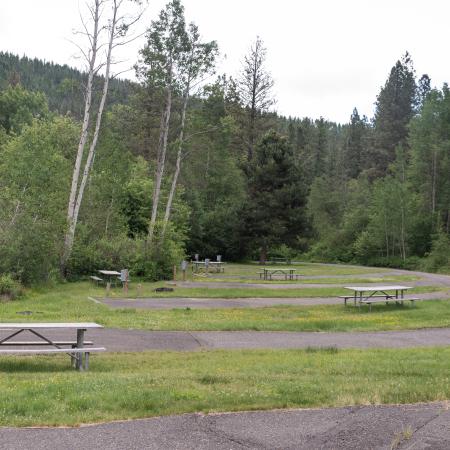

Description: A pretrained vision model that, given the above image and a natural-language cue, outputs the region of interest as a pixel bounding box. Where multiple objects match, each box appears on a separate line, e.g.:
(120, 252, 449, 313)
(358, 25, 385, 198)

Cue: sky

(1, 0, 449, 123)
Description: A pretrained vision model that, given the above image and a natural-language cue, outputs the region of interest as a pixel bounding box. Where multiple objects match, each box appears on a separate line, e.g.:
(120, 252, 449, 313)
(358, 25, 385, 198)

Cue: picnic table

(192, 261, 225, 273)
(260, 267, 296, 281)
(0, 323, 105, 370)
(98, 270, 121, 287)
(342, 285, 418, 311)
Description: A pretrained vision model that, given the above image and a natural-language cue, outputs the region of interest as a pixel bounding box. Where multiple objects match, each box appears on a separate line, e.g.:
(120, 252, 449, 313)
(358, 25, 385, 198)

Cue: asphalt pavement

(1, 402, 449, 449)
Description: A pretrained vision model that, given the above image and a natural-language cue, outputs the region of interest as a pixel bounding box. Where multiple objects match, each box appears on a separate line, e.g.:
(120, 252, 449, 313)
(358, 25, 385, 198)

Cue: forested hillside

(0, 52, 134, 119)
(0, 1, 449, 284)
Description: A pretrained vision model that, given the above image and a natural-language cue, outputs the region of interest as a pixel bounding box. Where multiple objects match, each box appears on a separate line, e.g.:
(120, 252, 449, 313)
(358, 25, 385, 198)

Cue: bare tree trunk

(160, 87, 189, 242)
(400, 204, 406, 261)
(61, 0, 119, 275)
(104, 196, 114, 236)
(384, 210, 389, 258)
(61, 0, 100, 274)
(431, 146, 437, 217)
(147, 75, 173, 248)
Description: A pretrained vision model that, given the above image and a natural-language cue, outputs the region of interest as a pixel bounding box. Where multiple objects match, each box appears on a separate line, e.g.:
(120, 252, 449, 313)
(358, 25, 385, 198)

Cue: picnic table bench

(0, 323, 105, 371)
(259, 267, 296, 281)
(90, 275, 104, 285)
(266, 257, 292, 265)
(342, 285, 419, 312)
(192, 261, 225, 273)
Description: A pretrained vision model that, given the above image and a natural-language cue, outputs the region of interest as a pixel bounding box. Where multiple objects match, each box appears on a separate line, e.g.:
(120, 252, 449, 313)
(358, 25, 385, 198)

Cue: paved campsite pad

(98, 290, 450, 309)
(25, 327, 450, 351)
(1, 402, 449, 449)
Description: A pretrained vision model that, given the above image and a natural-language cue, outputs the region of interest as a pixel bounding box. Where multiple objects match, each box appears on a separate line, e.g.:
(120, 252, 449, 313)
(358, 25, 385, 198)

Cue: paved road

(177, 269, 450, 289)
(1, 402, 449, 449)
(9, 327, 444, 351)
(98, 290, 450, 309)
(6, 327, 450, 352)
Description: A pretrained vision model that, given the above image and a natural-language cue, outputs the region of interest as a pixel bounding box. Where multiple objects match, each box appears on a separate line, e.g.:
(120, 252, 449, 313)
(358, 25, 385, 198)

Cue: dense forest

(0, 0, 449, 285)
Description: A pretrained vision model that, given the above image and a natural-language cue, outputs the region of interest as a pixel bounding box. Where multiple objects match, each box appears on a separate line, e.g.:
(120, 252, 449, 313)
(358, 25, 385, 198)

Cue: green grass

(101, 283, 438, 299)
(1, 347, 450, 426)
(193, 275, 420, 284)
(215, 262, 391, 277)
(2, 282, 449, 332)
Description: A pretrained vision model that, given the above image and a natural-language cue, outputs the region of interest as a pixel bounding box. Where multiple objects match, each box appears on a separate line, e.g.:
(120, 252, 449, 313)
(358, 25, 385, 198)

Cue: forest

(0, 0, 449, 285)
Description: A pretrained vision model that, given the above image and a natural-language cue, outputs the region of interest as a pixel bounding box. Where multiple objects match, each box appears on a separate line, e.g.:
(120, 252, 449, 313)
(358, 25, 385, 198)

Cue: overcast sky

(1, 0, 449, 123)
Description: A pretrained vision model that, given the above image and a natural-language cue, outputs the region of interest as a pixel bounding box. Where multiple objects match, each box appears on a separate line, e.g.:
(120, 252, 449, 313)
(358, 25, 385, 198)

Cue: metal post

(76, 328, 85, 371)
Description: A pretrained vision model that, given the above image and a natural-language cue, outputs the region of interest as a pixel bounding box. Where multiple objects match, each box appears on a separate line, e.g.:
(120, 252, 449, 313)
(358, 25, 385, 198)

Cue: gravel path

(1, 402, 449, 449)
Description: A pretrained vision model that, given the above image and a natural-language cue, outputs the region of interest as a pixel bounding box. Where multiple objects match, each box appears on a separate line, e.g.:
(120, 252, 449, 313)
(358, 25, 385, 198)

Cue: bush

(422, 232, 450, 273)
(67, 225, 186, 282)
(0, 274, 23, 300)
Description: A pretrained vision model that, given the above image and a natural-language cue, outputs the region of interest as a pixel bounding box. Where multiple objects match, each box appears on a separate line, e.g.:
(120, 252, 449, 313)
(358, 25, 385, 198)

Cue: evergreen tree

(343, 108, 367, 179)
(372, 53, 417, 175)
(238, 37, 274, 162)
(242, 131, 308, 262)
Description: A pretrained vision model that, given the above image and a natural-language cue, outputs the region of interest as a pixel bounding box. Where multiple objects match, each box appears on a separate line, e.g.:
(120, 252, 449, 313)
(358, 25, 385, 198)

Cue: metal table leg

(76, 328, 85, 371)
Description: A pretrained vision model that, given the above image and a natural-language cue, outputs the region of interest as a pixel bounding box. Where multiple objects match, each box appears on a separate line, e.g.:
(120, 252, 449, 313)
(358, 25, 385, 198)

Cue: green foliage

(0, 116, 78, 283)
(0, 85, 49, 134)
(0, 274, 23, 299)
(242, 131, 308, 261)
(0, 52, 134, 119)
(373, 53, 417, 175)
(422, 231, 450, 273)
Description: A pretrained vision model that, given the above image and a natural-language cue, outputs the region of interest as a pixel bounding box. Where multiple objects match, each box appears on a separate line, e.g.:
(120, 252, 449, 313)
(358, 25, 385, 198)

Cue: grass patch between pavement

(0, 282, 448, 332)
(0, 347, 450, 426)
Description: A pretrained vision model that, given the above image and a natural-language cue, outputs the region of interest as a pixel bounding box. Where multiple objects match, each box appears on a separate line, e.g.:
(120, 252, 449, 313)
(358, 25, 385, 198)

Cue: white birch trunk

(160, 86, 189, 241)
(61, 0, 120, 274)
(61, 0, 100, 273)
(147, 71, 173, 248)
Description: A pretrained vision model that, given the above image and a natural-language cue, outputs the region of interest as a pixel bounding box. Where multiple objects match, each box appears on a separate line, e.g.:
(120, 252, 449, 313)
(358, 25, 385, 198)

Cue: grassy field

(1, 347, 450, 426)
(1, 283, 448, 332)
(97, 283, 437, 299)
(193, 275, 420, 284)
(208, 262, 391, 277)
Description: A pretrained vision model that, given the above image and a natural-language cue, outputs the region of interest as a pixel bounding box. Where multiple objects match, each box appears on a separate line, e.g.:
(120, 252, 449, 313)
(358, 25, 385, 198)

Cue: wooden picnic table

(342, 285, 417, 311)
(0, 323, 104, 370)
(260, 267, 296, 281)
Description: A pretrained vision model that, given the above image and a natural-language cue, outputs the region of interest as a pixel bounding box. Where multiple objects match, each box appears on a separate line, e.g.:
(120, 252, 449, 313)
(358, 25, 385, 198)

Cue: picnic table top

(98, 270, 121, 276)
(344, 285, 412, 292)
(193, 261, 223, 264)
(263, 267, 296, 271)
(0, 323, 104, 329)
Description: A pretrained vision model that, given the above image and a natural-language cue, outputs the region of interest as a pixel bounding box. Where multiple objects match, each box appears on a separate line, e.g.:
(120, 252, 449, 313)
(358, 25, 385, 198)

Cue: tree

(160, 22, 218, 241)
(0, 85, 49, 135)
(0, 117, 79, 283)
(238, 37, 274, 162)
(61, 0, 143, 276)
(372, 53, 417, 175)
(409, 86, 450, 234)
(137, 0, 189, 248)
(242, 131, 307, 262)
(343, 108, 368, 179)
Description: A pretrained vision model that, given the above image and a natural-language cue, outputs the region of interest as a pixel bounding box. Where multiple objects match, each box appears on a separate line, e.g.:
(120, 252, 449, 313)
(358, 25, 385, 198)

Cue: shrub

(0, 274, 23, 300)
(422, 232, 450, 273)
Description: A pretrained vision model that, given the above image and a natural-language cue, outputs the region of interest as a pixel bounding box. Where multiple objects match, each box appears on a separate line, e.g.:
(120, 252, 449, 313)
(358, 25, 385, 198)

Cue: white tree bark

(160, 87, 189, 241)
(147, 69, 173, 248)
(61, 0, 101, 272)
(61, 0, 140, 275)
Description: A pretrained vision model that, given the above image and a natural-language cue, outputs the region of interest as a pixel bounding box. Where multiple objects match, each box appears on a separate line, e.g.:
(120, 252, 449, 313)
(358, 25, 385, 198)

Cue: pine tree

(372, 53, 417, 175)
